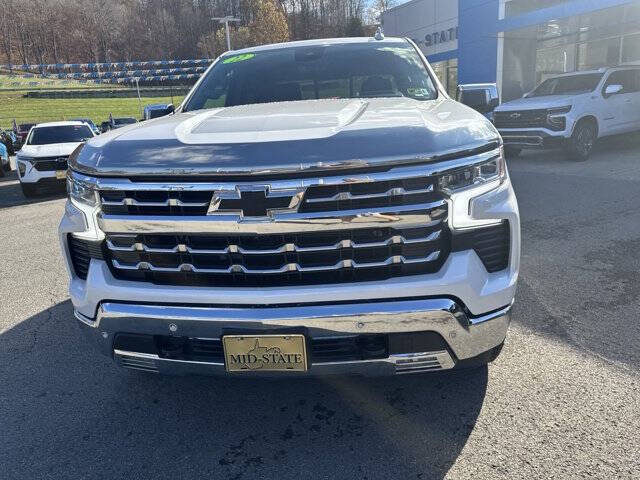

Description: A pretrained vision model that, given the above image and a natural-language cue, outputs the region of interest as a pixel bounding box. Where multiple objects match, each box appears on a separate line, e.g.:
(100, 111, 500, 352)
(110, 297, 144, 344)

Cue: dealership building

(382, 0, 640, 101)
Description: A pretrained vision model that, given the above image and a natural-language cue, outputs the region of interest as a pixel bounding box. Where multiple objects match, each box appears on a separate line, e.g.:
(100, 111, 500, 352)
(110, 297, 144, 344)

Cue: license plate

(55, 170, 67, 180)
(223, 335, 308, 372)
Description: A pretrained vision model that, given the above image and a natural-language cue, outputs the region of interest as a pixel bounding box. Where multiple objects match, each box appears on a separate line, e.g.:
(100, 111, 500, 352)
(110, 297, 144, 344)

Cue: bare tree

(0, 0, 373, 66)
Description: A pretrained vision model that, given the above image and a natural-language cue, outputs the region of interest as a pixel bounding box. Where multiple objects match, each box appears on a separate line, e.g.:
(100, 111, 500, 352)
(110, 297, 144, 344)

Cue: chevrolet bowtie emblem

(510, 112, 521, 119)
(207, 186, 304, 218)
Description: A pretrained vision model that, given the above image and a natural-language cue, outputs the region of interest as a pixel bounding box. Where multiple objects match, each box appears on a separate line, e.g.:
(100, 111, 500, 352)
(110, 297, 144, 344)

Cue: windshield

(184, 42, 438, 111)
(530, 73, 603, 97)
(114, 118, 137, 125)
(27, 125, 93, 145)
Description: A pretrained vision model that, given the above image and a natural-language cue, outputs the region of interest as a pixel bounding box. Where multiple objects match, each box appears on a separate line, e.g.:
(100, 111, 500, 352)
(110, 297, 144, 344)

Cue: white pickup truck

(16, 121, 95, 196)
(60, 37, 520, 377)
(494, 66, 640, 160)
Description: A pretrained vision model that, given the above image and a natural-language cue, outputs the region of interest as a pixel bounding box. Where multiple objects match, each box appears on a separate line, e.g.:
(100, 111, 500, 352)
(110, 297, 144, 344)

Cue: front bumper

(498, 129, 567, 149)
(60, 163, 520, 377)
(75, 299, 511, 376)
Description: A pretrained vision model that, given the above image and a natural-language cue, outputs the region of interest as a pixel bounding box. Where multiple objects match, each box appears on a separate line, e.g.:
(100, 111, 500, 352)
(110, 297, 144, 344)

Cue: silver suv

(494, 66, 640, 160)
(59, 37, 520, 377)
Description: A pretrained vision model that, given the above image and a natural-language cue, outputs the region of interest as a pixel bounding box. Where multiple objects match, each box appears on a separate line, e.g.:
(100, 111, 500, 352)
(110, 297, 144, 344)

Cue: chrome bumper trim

(501, 135, 544, 146)
(76, 298, 511, 376)
(112, 348, 456, 376)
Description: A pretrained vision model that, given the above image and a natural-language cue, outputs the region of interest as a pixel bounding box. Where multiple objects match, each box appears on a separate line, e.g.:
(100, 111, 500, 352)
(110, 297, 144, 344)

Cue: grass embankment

(0, 74, 186, 129)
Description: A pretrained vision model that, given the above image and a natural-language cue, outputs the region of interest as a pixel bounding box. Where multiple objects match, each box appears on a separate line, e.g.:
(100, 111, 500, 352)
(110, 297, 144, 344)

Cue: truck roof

(32, 120, 87, 128)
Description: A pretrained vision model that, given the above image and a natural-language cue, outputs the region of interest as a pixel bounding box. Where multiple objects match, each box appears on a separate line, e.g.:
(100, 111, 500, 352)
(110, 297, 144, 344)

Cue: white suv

(16, 121, 95, 197)
(494, 66, 640, 160)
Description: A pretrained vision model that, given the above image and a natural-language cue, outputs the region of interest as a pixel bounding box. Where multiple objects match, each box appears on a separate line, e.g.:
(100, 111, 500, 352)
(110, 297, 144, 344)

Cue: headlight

(438, 155, 505, 193)
(547, 106, 571, 130)
(438, 150, 507, 230)
(16, 156, 34, 177)
(67, 173, 98, 207)
(547, 105, 571, 115)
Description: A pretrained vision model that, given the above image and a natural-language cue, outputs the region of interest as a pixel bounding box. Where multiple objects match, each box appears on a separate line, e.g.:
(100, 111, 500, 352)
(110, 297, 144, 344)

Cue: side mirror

(604, 84, 623, 97)
(457, 83, 500, 114)
(167, 104, 175, 114)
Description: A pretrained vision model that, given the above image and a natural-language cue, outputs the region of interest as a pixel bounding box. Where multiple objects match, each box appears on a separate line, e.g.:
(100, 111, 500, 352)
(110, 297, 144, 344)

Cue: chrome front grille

(99, 175, 438, 216)
(104, 223, 449, 287)
(85, 148, 502, 287)
(33, 156, 69, 172)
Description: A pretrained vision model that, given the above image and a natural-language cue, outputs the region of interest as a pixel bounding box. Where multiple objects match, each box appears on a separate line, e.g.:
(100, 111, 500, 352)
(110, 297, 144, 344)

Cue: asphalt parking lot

(1, 137, 639, 480)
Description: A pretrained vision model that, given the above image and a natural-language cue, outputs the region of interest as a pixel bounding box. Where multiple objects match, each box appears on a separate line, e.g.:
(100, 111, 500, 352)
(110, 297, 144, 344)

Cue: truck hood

(72, 98, 499, 177)
(19, 142, 83, 158)
(495, 95, 575, 112)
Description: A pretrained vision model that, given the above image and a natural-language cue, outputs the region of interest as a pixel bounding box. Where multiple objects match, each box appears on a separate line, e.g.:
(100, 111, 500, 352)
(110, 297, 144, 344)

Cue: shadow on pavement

(0, 170, 65, 209)
(0, 300, 488, 479)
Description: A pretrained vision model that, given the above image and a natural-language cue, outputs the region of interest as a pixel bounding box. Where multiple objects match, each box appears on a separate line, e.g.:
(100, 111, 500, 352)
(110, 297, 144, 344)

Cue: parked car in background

(16, 121, 95, 197)
(71, 118, 100, 136)
(457, 83, 499, 121)
(1, 129, 16, 156)
(494, 66, 640, 160)
(110, 117, 137, 129)
(0, 138, 8, 176)
(142, 103, 175, 121)
(15, 123, 36, 143)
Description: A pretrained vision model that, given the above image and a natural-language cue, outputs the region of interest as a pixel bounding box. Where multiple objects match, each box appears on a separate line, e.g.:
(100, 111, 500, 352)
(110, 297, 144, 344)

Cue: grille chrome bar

(101, 197, 210, 207)
(111, 251, 441, 274)
(106, 230, 442, 255)
(98, 200, 447, 234)
(305, 185, 434, 203)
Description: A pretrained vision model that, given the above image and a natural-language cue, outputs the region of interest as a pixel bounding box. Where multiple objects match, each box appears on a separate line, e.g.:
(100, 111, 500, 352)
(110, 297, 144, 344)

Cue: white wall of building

(381, 0, 458, 57)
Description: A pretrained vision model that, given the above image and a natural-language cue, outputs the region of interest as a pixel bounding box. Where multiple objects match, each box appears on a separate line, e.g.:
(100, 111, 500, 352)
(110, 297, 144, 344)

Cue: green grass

(0, 73, 185, 128)
(1, 93, 186, 129)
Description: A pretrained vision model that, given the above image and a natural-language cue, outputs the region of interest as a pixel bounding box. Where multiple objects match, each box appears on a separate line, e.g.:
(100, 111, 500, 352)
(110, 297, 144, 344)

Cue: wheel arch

(571, 115, 599, 138)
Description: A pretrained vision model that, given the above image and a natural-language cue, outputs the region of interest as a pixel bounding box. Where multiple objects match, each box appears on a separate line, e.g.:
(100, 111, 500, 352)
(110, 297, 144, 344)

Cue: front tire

(565, 120, 597, 161)
(20, 182, 38, 197)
